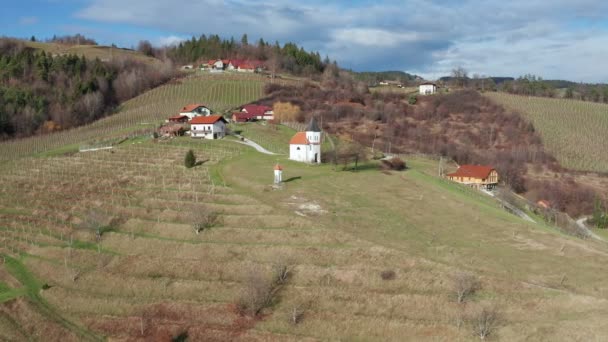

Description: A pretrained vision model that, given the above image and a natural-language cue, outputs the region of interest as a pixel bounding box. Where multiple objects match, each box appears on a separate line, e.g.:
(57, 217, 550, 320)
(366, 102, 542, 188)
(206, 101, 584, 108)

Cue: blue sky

(2, 0, 608, 82)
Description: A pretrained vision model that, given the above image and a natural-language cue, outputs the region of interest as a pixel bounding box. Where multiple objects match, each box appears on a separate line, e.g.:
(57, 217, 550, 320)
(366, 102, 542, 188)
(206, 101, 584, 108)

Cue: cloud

(75, 0, 608, 82)
(158, 35, 188, 47)
(19, 16, 38, 25)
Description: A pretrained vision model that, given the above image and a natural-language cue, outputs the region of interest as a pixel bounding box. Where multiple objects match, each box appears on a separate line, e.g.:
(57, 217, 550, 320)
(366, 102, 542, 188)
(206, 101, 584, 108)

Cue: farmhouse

(231, 112, 256, 123)
(289, 117, 322, 164)
(447, 165, 499, 190)
(167, 114, 189, 123)
(159, 124, 185, 137)
(190, 115, 227, 139)
(180, 104, 211, 119)
(419, 82, 437, 95)
(241, 104, 274, 120)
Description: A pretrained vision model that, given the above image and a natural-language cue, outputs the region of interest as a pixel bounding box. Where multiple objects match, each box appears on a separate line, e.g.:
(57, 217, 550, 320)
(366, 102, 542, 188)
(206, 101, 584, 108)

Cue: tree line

(0, 38, 175, 139)
(150, 34, 327, 76)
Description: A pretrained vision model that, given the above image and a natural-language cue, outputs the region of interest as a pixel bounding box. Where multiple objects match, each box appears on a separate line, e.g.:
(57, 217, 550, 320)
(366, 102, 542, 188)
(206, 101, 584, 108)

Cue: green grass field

(24, 41, 161, 65)
(2, 76, 608, 340)
(485, 92, 608, 173)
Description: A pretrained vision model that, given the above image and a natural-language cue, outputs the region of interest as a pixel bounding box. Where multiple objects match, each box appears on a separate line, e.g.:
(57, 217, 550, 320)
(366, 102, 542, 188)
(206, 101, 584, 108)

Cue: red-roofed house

(231, 112, 256, 123)
(190, 115, 227, 139)
(289, 117, 321, 163)
(167, 114, 189, 123)
(180, 104, 211, 119)
(241, 104, 274, 120)
(446, 165, 499, 189)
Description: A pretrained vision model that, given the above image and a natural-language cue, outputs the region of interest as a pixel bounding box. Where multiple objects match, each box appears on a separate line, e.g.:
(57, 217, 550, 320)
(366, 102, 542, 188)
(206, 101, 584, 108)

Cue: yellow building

(447, 165, 499, 190)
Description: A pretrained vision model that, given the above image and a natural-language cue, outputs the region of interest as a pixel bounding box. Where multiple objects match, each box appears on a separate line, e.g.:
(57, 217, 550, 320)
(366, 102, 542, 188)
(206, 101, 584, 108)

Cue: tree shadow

(195, 159, 210, 166)
(283, 176, 302, 183)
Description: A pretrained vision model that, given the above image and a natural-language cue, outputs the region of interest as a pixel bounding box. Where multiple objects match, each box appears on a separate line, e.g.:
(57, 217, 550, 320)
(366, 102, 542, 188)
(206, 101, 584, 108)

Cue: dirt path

(231, 135, 276, 155)
(577, 217, 605, 242)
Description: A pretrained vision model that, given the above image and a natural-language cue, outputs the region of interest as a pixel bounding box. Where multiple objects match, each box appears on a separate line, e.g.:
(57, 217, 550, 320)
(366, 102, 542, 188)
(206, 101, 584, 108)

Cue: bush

(184, 149, 196, 168)
(408, 95, 418, 105)
(236, 268, 276, 316)
(453, 271, 480, 303)
(380, 270, 396, 280)
(380, 157, 407, 171)
(471, 306, 499, 340)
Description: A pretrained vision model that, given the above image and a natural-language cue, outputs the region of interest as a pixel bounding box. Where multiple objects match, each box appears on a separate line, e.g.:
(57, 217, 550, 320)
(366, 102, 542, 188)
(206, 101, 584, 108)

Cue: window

(296, 147, 300, 150)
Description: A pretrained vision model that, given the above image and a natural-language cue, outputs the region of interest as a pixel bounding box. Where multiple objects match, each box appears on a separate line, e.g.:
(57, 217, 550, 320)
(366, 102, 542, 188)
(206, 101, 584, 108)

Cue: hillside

(0, 73, 297, 160)
(0, 71, 608, 340)
(485, 92, 608, 173)
(24, 41, 161, 65)
(2, 128, 608, 340)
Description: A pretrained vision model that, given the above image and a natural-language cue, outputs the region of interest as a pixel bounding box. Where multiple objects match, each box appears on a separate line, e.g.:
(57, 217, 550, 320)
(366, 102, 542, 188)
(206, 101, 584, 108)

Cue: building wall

(289, 143, 321, 163)
(419, 85, 436, 95)
(191, 122, 225, 139)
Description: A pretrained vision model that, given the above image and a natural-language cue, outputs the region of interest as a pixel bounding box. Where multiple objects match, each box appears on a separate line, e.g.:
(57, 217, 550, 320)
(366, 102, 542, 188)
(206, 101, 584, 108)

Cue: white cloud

(75, 0, 608, 82)
(158, 35, 188, 47)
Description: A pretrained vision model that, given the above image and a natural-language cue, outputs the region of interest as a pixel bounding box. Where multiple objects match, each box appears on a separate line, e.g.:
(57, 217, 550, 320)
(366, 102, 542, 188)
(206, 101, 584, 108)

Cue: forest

(159, 34, 327, 76)
(0, 38, 175, 139)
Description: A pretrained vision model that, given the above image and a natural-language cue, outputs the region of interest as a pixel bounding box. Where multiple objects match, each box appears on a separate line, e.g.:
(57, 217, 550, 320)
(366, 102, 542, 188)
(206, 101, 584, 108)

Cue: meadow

(485, 92, 608, 173)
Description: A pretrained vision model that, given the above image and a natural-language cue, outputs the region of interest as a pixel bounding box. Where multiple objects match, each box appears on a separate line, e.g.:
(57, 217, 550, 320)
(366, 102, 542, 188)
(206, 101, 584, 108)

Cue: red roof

(168, 114, 188, 121)
(190, 115, 226, 124)
(447, 165, 495, 179)
(289, 132, 310, 145)
(181, 104, 207, 113)
(274, 164, 283, 171)
(232, 112, 255, 122)
(242, 104, 273, 116)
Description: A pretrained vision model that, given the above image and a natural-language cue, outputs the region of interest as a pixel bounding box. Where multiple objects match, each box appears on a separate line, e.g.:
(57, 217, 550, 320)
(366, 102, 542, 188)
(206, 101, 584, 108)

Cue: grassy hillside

(0, 73, 285, 161)
(2, 73, 608, 340)
(24, 41, 160, 65)
(2, 135, 608, 340)
(485, 92, 608, 173)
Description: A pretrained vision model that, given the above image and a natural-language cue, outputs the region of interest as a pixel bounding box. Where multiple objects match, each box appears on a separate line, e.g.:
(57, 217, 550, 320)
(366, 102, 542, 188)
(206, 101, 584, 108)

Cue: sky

(2, 0, 608, 82)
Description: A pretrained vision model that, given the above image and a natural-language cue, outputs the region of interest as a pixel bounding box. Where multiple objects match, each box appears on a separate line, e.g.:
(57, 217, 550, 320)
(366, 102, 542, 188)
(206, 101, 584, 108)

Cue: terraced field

(485, 92, 608, 173)
(2, 135, 608, 340)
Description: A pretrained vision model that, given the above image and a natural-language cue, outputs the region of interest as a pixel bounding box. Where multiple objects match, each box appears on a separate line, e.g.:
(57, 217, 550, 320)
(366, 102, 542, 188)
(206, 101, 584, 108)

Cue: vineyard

(0, 73, 295, 161)
(485, 92, 608, 173)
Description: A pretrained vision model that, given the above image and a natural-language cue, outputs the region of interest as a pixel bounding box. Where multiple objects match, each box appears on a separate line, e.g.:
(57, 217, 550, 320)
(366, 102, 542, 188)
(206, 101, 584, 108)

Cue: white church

(289, 117, 321, 164)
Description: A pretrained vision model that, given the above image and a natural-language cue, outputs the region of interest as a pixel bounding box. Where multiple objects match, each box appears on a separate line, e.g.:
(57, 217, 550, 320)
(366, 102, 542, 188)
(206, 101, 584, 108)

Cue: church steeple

(306, 116, 321, 132)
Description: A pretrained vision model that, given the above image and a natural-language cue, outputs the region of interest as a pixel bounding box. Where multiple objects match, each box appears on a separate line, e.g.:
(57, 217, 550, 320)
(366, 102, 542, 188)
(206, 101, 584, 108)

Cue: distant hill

(439, 76, 514, 85)
(23, 40, 161, 65)
(353, 70, 419, 84)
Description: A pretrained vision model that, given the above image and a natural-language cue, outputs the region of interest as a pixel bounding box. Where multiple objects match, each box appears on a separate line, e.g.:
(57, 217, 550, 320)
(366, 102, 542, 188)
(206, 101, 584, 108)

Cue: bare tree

(190, 206, 220, 234)
(453, 271, 480, 303)
(472, 306, 499, 340)
(237, 267, 276, 316)
(451, 66, 468, 88)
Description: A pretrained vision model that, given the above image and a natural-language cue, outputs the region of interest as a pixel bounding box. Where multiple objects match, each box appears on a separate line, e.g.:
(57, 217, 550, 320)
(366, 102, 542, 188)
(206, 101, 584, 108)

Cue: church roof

(306, 117, 321, 132)
(289, 132, 310, 145)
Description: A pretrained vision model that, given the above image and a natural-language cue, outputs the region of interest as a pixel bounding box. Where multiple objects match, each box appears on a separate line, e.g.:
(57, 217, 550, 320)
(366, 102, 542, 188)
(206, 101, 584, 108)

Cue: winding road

(231, 135, 276, 155)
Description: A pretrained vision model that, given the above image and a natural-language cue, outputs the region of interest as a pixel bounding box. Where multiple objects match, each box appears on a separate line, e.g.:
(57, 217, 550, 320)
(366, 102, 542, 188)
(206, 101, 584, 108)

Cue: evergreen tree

(185, 149, 196, 168)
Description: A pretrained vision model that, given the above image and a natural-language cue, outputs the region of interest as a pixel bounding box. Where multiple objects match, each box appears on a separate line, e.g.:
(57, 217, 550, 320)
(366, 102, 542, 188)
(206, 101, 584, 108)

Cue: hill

(24, 40, 161, 65)
(1, 68, 608, 340)
(353, 70, 418, 84)
(485, 92, 608, 173)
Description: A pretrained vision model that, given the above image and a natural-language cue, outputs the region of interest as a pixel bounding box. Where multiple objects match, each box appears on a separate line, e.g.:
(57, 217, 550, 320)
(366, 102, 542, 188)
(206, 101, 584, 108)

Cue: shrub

(236, 268, 276, 316)
(190, 206, 220, 234)
(471, 306, 499, 340)
(453, 271, 480, 303)
(184, 149, 196, 168)
(380, 270, 396, 280)
(380, 157, 407, 171)
(408, 95, 418, 105)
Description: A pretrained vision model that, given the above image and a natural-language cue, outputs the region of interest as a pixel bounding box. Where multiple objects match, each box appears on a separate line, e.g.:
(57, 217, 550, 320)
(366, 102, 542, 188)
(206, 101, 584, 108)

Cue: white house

(180, 104, 211, 119)
(190, 115, 227, 139)
(419, 82, 437, 95)
(289, 117, 322, 164)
